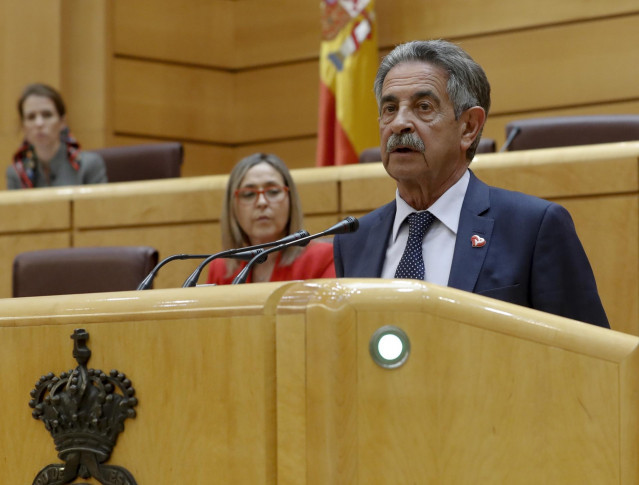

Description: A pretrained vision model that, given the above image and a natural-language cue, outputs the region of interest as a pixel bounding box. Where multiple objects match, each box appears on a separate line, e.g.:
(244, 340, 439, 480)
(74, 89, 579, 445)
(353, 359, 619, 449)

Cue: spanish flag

(316, 0, 379, 166)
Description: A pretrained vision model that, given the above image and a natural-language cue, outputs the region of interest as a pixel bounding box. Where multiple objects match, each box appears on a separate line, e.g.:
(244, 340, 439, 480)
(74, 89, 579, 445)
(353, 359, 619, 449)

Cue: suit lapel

(448, 172, 494, 292)
(358, 201, 395, 277)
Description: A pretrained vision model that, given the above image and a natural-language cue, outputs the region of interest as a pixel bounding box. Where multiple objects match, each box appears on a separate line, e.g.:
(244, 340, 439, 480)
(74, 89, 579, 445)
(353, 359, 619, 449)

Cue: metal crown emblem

(29, 328, 139, 485)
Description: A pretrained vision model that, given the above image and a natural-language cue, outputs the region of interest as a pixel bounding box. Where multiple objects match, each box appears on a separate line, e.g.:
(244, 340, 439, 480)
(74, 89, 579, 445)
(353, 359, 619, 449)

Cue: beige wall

(2, 1, 638, 187)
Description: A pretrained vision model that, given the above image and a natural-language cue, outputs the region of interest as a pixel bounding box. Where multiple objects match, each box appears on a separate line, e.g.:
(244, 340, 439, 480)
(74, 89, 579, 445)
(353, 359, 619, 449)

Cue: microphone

(181, 230, 311, 288)
(499, 126, 521, 152)
(231, 216, 359, 285)
(137, 249, 265, 290)
(320, 215, 359, 236)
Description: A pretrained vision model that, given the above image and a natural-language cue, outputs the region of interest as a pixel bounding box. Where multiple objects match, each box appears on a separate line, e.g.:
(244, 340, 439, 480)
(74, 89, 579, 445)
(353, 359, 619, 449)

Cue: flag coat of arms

(317, 0, 379, 166)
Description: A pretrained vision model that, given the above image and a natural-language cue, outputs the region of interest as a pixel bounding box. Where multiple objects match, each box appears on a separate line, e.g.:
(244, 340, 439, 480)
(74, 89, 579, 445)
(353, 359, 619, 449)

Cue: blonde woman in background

(207, 153, 335, 284)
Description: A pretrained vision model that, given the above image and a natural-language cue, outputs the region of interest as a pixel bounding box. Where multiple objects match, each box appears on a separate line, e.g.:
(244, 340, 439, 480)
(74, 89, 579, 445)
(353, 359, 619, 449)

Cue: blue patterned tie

(394, 211, 435, 280)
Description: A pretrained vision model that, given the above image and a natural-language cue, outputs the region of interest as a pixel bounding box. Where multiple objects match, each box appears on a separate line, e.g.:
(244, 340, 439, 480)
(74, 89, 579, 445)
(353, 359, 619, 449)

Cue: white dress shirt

(381, 170, 470, 286)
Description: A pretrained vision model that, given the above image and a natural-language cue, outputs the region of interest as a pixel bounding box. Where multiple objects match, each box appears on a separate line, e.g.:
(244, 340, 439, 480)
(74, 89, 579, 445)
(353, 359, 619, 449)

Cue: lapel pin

(471, 235, 486, 248)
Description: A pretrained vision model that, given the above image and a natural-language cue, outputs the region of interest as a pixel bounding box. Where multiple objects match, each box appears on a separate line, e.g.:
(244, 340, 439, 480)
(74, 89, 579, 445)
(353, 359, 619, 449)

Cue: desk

(1, 142, 637, 334)
(1, 280, 637, 483)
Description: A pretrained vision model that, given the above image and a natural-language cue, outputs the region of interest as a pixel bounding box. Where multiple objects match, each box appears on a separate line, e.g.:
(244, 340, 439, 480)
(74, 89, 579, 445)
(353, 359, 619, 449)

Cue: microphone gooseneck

(137, 250, 266, 290)
(231, 216, 359, 285)
(500, 126, 521, 152)
(137, 254, 210, 290)
(181, 230, 310, 288)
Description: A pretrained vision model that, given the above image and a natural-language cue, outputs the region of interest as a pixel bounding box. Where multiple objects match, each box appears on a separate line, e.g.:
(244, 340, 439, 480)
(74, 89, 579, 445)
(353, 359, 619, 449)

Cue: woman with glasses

(207, 153, 335, 284)
(7, 83, 107, 189)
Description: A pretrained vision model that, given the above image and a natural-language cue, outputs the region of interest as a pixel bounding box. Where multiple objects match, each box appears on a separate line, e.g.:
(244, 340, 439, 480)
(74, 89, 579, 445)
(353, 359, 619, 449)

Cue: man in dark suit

(333, 40, 609, 328)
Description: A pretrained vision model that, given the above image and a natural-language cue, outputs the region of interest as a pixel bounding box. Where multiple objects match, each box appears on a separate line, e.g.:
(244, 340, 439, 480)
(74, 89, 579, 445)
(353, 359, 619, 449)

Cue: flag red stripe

(316, 81, 359, 166)
(316, 81, 336, 166)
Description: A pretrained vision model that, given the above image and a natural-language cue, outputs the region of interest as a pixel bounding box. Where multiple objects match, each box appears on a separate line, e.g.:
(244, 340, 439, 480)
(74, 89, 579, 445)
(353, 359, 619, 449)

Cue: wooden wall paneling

(291, 167, 339, 215)
(0, 1, 62, 105)
(181, 142, 237, 176)
(73, 223, 220, 290)
(1, 324, 75, 477)
(338, 163, 395, 213)
(555, 194, 639, 336)
(463, 15, 639, 115)
(112, 58, 235, 142)
(0, 232, 71, 299)
(0, 135, 17, 191)
(60, 0, 111, 151)
(0, 191, 70, 233)
(114, 0, 318, 69)
(302, 285, 359, 484)
(375, 0, 639, 47)
(72, 177, 226, 228)
(357, 310, 622, 482)
(0, 0, 64, 191)
(234, 0, 320, 68)
(0, 189, 71, 299)
(299, 213, 340, 239)
(111, 0, 639, 71)
(114, 316, 276, 481)
(620, 347, 639, 483)
(471, 146, 639, 199)
(111, 135, 320, 178)
(482, 100, 639, 149)
(0, 0, 6, 175)
(3, 282, 638, 482)
(277, 279, 638, 482)
(72, 177, 220, 290)
(0, 286, 280, 482)
(111, 134, 237, 177)
(340, 142, 639, 214)
(235, 137, 318, 171)
(5, 2, 639, 189)
(304, 215, 342, 237)
(275, 311, 308, 483)
(113, 0, 235, 68)
(234, 60, 319, 143)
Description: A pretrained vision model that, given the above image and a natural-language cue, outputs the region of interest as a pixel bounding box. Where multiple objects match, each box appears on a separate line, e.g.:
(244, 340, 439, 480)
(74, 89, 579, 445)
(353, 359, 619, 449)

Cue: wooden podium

(1, 279, 637, 483)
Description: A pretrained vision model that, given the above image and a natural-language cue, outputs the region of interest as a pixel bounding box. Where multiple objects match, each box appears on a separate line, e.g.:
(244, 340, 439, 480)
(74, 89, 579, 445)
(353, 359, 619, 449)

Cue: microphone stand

(137, 254, 209, 290)
(181, 230, 310, 288)
(138, 248, 269, 290)
(232, 216, 359, 285)
(499, 126, 521, 152)
(232, 242, 304, 284)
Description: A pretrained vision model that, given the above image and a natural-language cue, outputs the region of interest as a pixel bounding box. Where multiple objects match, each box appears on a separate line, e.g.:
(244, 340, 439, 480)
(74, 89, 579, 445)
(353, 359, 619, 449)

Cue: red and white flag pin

(471, 235, 486, 248)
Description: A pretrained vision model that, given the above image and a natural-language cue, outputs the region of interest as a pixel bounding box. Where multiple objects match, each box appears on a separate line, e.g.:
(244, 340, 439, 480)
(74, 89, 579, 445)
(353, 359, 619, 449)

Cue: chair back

(477, 137, 496, 153)
(503, 115, 639, 151)
(358, 137, 496, 163)
(93, 142, 183, 182)
(12, 246, 159, 297)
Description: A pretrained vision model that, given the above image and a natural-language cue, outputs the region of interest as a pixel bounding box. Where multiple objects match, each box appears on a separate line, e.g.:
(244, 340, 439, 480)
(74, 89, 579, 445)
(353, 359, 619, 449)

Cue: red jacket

(206, 241, 335, 285)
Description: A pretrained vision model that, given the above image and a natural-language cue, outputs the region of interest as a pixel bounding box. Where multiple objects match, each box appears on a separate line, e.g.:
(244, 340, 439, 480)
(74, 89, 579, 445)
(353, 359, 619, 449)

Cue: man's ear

(460, 106, 486, 151)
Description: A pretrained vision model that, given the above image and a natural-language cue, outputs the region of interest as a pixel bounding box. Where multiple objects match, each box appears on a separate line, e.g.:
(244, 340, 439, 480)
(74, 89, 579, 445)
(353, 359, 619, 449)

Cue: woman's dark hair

(17, 83, 66, 120)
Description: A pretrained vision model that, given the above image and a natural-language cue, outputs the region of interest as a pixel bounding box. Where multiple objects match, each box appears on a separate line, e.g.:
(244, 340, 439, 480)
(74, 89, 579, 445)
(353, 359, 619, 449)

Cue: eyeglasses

(234, 185, 289, 204)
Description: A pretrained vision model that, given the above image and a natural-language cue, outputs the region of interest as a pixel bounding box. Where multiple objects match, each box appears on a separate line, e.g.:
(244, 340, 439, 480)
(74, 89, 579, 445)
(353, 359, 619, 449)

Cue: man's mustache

(386, 132, 425, 153)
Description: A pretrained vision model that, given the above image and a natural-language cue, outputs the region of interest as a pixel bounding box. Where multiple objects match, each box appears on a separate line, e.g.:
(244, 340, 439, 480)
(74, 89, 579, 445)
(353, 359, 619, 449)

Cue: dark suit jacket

(333, 171, 609, 328)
